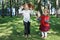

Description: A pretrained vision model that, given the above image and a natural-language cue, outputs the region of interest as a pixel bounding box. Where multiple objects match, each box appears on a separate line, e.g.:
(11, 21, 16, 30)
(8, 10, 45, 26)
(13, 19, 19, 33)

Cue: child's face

(44, 10, 48, 15)
(24, 4, 29, 10)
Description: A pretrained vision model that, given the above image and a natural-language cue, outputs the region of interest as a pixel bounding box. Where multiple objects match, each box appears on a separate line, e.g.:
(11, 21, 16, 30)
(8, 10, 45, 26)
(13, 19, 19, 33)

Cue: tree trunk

(37, 0, 42, 15)
(1, 0, 4, 18)
(15, 0, 19, 16)
(48, 0, 51, 14)
(10, 0, 12, 17)
(56, 0, 59, 17)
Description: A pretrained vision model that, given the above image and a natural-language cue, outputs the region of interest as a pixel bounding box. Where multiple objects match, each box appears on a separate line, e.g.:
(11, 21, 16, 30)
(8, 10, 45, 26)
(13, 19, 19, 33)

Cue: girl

(39, 9, 50, 38)
(19, 3, 35, 38)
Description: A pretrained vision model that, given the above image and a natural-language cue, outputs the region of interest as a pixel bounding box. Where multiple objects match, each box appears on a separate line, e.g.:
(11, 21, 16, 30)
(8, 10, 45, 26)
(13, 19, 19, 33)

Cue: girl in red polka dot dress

(39, 9, 50, 38)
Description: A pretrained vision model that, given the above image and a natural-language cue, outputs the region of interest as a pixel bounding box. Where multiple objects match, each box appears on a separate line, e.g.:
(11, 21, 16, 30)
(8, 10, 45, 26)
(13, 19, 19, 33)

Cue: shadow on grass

(0, 16, 22, 24)
(49, 16, 60, 36)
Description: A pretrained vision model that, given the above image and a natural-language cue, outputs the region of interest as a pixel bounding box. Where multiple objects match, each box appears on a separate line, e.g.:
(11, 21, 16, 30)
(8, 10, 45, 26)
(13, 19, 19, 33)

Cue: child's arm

(36, 11, 41, 18)
(18, 6, 24, 14)
(45, 17, 50, 23)
(36, 11, 41, 21)
(30, 10, 36, 16)
(37, 17, 41, 21)
(45, 20, 49, 23)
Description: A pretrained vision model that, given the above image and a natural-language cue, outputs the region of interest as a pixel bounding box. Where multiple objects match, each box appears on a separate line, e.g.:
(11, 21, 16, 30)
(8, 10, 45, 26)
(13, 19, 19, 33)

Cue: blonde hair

(44, 8, 49, 16)
(44, 8, 49, 13)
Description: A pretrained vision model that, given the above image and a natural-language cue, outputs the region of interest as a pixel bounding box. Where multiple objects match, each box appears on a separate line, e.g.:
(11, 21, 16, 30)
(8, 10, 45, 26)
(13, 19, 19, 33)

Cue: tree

(10, 0, 12, 17)
(47, 0, 51, 14)
(56, 0, 59, 17)
(1, 0, 4, 18)
(15, 0, 19, 16)
(37, 0, 42, 15)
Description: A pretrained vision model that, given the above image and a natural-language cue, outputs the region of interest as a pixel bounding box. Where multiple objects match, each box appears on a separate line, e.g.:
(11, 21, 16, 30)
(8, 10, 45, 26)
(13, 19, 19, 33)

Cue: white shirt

(19, 8, 33, 22)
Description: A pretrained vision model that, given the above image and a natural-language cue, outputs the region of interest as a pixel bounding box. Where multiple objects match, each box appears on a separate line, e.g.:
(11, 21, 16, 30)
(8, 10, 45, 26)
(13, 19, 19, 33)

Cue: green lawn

(0, 16, 60, 40)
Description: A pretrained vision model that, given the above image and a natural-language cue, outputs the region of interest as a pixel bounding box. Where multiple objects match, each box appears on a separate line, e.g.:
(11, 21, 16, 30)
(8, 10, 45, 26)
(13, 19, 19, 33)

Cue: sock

(41, 32, 44, 37)
(44, 32, 47, 37)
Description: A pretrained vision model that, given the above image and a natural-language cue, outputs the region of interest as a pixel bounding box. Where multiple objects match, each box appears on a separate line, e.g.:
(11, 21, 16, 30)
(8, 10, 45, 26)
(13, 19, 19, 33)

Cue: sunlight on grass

(57, 22, 60, 24)
(0, 16, 60, 40)
(0, 26, 13, 37)
(0, 31, 12, 37)
(48, 30, 58, 34)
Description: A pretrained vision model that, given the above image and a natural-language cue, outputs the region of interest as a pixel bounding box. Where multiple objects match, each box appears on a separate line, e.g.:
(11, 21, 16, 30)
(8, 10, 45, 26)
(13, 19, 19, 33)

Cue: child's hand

(37, 18, 41, 21)
(36, 11, 41, 17)
(36, 11, 40, 20)
(45, 20, 49, 23)
(20, 6, 24, 9)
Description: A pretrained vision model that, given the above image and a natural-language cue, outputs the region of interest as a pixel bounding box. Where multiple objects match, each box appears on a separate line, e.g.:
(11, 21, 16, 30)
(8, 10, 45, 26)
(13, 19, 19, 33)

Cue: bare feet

(25, 35, 28, 38)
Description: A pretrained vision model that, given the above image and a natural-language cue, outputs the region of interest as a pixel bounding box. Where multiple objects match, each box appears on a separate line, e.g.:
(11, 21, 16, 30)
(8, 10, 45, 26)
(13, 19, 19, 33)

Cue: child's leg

(28, 21, 30, 35)
(44, 32, 47, 38)
(41, 32, 44, 38)
(27, 21, 31, 37)
(24, 21, 28, 35)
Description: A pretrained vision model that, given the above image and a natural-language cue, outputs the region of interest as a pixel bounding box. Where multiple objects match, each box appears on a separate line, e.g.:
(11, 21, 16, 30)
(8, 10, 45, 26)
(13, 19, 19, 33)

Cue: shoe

(28, 35, 31, 37)
(23, 35, 28, 38)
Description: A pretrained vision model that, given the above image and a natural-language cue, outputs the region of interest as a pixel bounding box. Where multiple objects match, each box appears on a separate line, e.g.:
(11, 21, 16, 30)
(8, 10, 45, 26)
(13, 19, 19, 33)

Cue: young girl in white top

(19, 3, 35, 38)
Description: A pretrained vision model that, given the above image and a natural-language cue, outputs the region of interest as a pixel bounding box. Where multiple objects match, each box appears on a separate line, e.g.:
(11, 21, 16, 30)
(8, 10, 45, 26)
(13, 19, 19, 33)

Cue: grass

(0, 15, 60, 40)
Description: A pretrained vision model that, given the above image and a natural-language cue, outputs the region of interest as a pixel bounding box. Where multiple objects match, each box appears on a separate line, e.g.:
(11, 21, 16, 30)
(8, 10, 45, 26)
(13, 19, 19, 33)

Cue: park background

(0, 0, 60, 40)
